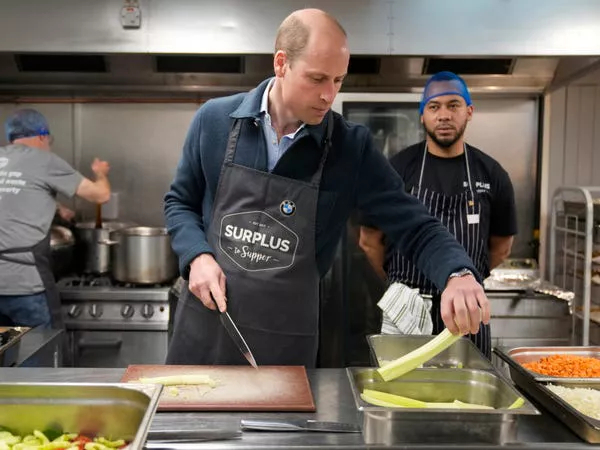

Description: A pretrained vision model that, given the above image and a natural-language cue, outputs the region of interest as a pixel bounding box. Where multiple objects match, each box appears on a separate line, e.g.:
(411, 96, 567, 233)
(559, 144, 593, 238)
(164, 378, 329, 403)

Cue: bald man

(165, 9, 490, 367)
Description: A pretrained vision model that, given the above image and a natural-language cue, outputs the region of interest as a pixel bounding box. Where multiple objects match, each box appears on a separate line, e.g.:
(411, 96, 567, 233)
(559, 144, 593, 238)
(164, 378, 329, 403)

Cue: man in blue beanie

(0, 108, 112, 329)
(360, 72, 517, 359)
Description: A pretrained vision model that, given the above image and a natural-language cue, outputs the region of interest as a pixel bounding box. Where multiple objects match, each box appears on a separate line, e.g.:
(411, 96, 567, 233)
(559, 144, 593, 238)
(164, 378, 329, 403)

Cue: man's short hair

(274, 11, 346, 66)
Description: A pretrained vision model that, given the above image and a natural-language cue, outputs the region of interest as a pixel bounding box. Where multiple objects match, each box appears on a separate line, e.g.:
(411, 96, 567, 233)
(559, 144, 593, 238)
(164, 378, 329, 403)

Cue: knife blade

(240, 419, 361, 433)
(219, 311, 258, 368)
(146, 429, 242, 442)
(145, 429, 242, 449)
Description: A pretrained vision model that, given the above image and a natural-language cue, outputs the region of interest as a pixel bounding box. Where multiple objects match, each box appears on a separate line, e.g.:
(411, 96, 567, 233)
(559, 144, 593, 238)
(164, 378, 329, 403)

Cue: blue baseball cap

(5, 109, 51, 143)
(419, 71, 472, 115)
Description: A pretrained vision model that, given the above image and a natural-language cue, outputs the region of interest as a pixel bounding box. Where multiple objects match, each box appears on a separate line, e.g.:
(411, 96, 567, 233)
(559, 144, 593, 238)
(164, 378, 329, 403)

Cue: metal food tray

(0, 383, 162, 450)
(497, 346, 600, 380)
(0, 327, 31, 367)
(367, 334, 494, 370)
(495, 347, 600, 443)
(346, 367, 538, 445)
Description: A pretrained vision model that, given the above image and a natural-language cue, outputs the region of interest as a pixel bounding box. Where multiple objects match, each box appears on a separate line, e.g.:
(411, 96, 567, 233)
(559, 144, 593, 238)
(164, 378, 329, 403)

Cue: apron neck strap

(224, 119, 244, 165)
(417, 142, 474, 201)
(224, 111, 334, 186)
(309, 109, 334, 185)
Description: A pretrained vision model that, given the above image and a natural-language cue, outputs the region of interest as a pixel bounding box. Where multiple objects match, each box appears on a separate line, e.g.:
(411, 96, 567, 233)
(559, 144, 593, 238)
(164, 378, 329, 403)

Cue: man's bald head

(274, 8, 347, 66)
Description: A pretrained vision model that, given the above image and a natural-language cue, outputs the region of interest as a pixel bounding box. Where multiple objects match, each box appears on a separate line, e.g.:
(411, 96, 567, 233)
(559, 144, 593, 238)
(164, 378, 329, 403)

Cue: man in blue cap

(0, 108, 112, 329)
(359, 71, 517, 358)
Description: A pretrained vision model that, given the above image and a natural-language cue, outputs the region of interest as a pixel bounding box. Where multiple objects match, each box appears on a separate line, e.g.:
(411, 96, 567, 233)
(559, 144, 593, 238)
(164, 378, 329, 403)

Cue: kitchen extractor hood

(0, 52, 597, 100)
(0, 0, 599, 99)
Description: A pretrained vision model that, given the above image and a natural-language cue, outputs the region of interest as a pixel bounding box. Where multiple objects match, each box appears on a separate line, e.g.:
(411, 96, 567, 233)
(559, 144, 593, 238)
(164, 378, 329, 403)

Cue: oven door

(69, 330, 168, 368)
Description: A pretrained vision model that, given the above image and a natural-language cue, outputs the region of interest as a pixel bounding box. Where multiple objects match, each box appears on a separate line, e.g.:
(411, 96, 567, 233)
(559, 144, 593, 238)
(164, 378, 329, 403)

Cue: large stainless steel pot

(73, 221, 133, 274)
(109, 226, 178, 285)
(50, 225, 75, 279)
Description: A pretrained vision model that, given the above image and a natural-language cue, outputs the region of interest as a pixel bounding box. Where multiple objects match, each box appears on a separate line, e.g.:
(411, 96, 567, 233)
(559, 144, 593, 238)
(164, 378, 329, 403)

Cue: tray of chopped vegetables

(494, 347, 600, 443)
(0, 383, 161, 450)
(497, 346, 600, 379)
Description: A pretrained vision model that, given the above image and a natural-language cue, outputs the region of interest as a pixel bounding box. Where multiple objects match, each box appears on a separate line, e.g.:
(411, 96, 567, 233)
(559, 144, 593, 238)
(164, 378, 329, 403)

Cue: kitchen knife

(240, 419, 361, 433)
(220, 311, 258, 368)
(145, 429, 242, 448)
(146, 429, 242, 442)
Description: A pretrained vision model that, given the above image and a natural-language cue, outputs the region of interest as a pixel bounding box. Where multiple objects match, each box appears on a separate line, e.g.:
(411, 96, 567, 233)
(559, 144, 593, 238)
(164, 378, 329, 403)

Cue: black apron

(387, 143, 491, 359)
(0, 232, 63, 329)
(167, 112, 333, 367)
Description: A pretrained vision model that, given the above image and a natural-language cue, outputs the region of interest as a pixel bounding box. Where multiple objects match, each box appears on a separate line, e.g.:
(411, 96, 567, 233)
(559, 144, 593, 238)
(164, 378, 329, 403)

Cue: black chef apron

(0, 232, 64, 329)
(167, 112, 333, 367)
(387, 143, 491, 358)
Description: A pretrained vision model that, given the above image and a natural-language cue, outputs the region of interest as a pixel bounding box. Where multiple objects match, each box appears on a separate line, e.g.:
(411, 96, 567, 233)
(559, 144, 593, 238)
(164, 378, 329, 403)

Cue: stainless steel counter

(0, 368, 594, 449)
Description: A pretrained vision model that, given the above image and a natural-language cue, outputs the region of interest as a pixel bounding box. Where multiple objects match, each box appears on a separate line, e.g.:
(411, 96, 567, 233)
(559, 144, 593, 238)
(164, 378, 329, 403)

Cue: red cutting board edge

(120, 364, 316, 412)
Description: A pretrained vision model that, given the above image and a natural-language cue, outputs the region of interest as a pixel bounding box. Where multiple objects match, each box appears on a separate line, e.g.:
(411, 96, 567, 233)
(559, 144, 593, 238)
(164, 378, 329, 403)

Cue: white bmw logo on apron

(280, 200, 296, 216)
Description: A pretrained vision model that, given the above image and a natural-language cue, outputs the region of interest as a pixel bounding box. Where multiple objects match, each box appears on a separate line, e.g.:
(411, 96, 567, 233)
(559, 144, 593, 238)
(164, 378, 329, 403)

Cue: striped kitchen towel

(378, 282, 433, 335)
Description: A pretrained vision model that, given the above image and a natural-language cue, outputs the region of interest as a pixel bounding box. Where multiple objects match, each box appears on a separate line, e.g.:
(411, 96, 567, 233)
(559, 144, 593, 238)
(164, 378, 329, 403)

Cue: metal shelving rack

(549, 186, 600, 346)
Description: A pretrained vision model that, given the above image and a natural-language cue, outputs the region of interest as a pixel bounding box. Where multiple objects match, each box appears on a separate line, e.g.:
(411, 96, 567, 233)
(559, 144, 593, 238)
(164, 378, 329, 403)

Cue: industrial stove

(57, 275, 173, 368)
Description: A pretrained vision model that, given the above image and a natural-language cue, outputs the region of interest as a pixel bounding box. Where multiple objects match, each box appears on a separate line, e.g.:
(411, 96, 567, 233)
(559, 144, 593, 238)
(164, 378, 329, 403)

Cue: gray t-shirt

(0, 144, 84, 294)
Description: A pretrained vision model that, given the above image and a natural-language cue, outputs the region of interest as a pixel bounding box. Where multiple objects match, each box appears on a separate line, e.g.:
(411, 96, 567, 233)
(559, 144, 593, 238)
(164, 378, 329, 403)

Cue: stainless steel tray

(498, 346, 600, 380)
(0, 327, 31, 367)
(367, 334, 494, 370)
(495, 347, 600, 443)
(0, 383, 162, 450)
(346, 367, 538, 445)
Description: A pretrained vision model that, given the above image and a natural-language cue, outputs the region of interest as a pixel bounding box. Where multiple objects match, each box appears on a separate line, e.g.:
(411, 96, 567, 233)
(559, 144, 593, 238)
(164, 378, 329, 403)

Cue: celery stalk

(362, 389, 427, 407)
(137, 374, 217, 387)
(361, 389, 493, 409)
(360, 393, 403, 408)
(507, 397, 525, 409)
(377, 329, 461, 381)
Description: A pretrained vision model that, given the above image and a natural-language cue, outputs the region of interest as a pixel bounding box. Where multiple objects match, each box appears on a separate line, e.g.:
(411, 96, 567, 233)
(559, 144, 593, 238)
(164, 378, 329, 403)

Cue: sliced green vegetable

(361, 388, 493, 409)
(362, 389, 427, 407)
(94, 438, 125, 448)
(360, 392, 400, 408)
(377, 328, 461, 381)
(507, 397, 525, 409)
(40, 429, 63, 442)
(33, 431, 49, 445)
(0, 430, 126, 450)
(0, 432, 21, 445)
(138, 374, 217, 387)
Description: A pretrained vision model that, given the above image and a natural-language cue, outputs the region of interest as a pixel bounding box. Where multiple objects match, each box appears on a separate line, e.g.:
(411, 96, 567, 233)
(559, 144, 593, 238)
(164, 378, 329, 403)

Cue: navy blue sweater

(164, 79, 479, 289)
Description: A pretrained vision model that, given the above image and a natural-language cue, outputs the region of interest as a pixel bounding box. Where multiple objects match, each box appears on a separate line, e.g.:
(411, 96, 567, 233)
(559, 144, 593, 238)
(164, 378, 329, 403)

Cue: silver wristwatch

(448, 268, 474, 280)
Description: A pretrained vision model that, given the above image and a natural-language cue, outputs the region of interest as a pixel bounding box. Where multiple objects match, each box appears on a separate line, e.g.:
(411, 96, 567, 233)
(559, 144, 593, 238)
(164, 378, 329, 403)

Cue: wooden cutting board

(121, 365, 316, 412)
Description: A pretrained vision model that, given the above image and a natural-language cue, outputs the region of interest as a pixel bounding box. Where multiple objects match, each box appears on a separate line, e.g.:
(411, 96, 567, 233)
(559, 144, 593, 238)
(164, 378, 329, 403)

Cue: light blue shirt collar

(260, 78, 305, 134)
(260, 78, 306, 171)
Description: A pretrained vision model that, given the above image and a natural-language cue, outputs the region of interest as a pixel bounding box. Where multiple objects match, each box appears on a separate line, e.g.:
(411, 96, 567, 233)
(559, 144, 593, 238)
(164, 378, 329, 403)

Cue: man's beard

(424, 122, 467, 149)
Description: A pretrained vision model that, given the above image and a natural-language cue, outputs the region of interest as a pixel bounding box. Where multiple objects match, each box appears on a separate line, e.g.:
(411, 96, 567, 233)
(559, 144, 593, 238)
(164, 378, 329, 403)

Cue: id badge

(467, 214, 480, 225)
